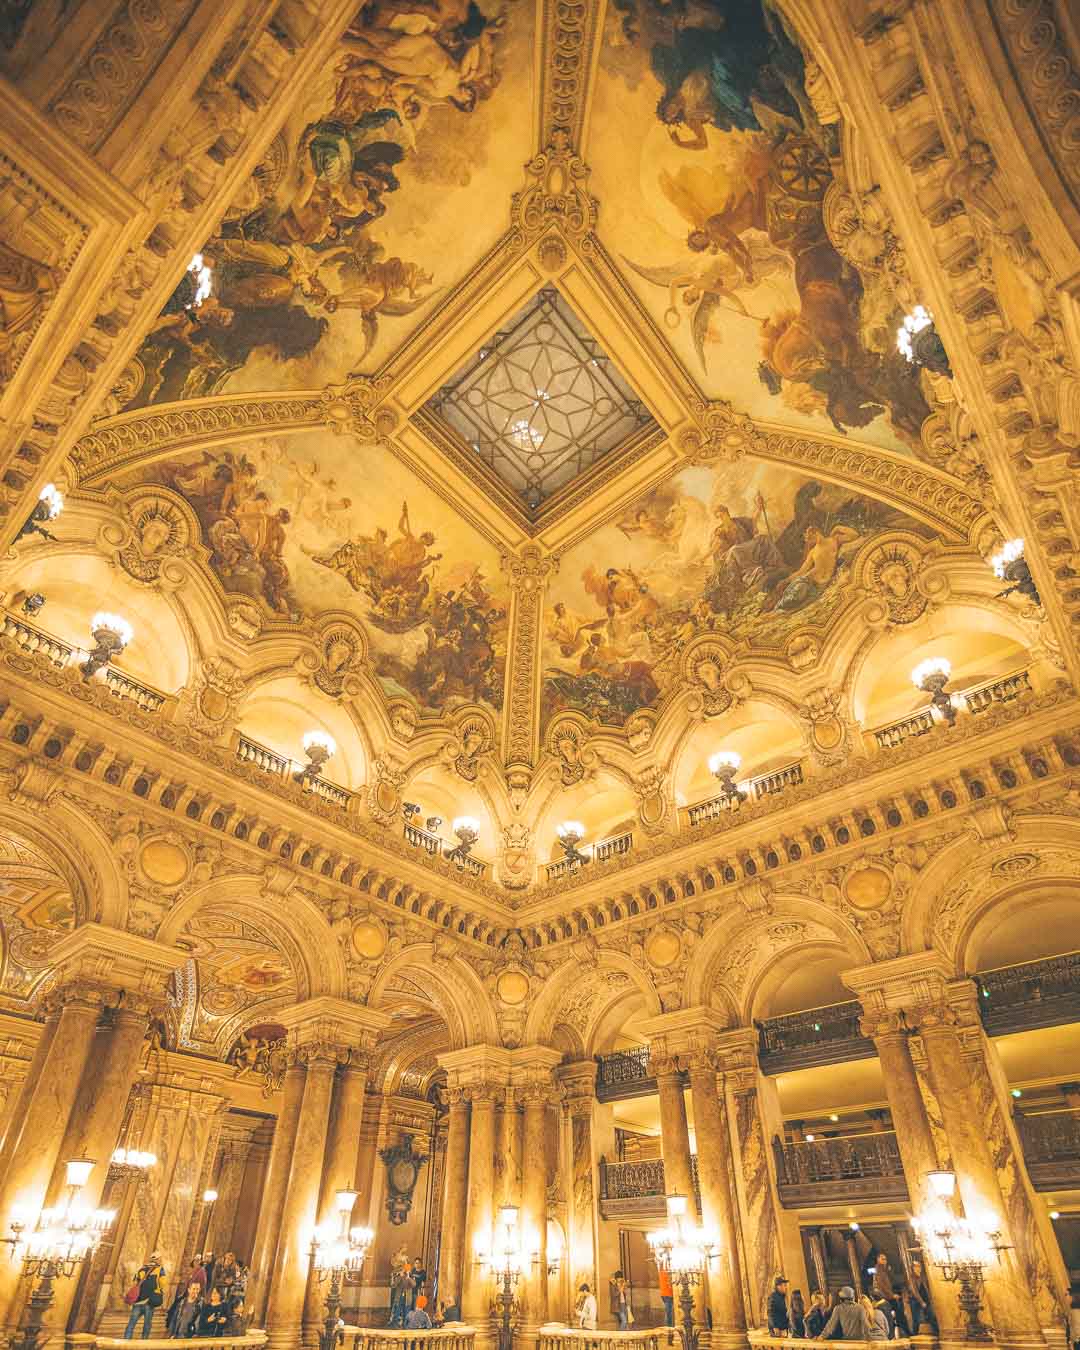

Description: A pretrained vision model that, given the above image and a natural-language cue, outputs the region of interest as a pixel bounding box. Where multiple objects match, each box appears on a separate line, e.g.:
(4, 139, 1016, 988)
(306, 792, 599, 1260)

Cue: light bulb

(926, 1170, 956, 1200)
(65, 1159, 95, 1189)
(452, 815, 480, 836)
(991, 538, 1025, 578)
(911, 656, 951, 689)
(335, 1190, 358, 1214)
(203, 1188, 218, 1203)
(302, 729, 337, 758)
(90, 612, 133, 647)
(708, 750, 741, 775)
(39, 483, 64, 519)
(556, 820, 585, 841)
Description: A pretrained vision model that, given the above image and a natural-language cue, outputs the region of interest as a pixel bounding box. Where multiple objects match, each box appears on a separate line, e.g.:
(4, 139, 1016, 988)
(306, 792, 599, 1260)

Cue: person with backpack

(124, 1256, 166, 1339)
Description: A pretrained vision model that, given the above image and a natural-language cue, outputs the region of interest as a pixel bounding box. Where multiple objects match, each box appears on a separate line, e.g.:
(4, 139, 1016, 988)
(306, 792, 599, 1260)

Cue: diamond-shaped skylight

(426, 289, 655, 510)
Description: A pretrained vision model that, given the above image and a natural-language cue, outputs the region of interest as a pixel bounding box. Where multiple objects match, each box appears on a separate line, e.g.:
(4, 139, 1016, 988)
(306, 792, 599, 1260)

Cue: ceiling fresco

(542, 461, 937, 732)
(586, 0, 928, 455)
(113, 0, 534, 412)
(117, 432, 510, 716)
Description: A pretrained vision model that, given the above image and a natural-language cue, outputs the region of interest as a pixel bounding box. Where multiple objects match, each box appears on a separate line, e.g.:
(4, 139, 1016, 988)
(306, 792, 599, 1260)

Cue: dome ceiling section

(586, 0, 931, 457)
(425, 288, 657, 513)
(108, 0, 537, 414)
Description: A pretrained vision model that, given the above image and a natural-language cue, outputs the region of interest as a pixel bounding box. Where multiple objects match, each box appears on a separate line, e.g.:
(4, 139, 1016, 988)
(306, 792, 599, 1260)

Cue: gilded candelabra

(915, 1171, 1010, 1343)
(647, 1194, 718, 1350)
(310, 1190, 373, 1350)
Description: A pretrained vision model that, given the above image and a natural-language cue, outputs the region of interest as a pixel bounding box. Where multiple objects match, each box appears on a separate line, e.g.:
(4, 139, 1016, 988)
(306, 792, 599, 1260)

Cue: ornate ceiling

(0, 0, 1077, 953)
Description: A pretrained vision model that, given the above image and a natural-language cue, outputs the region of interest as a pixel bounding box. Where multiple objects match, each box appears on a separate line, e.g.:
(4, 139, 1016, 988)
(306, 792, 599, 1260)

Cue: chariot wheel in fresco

(771, 137, 831, 203)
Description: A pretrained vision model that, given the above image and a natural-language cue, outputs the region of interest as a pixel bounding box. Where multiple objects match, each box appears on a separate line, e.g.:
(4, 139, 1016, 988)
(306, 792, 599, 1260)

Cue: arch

(901, 814, 1080, 967)
(157, 874, 346, 999)
(367, 946, 499, 1049)
(524, 948, 662, 1046)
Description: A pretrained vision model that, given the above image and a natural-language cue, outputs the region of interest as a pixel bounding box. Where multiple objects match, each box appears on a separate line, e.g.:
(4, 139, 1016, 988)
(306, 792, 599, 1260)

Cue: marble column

(438, 1090, 470, 1312)
(99, 1086, 226, 1332)
(266, 1050, 338, 1350)
(252, 1062, 306, 1324)
(304, 1060, 369, 1343)
(460, 1083, 497, 1324)
(0, 1013, 55, 1187)
(495, 1087, 520, 1209)
(34, 1002, 151, 1338)
(688, 1056, 747, 1350)
(0, 983, 104, 1333)
(654, 1053, 696, 1205)
(862, 1012, 960, 1338)
(558, 1063, 599, 1302)
(912, 1003, 1044, 1350)
(204, 1137, 249, 1260)
(519, 1086, 549, 1341)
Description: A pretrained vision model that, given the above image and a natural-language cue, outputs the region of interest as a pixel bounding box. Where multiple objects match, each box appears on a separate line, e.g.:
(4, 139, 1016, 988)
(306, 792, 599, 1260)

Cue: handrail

(342, 1325, 476, 1350)
(102, 666, 166, 712)
(748, 1336, 928, 1350)
(872, 708, 935, 750)
(404, 822, 442, 856)
(773, 1130, 905, 1184)
(687, 761, 804, 826)
(540, 1326, 680, 1350)
(599, 1156, 699, 1200)
(68, 1333, 267, 1350)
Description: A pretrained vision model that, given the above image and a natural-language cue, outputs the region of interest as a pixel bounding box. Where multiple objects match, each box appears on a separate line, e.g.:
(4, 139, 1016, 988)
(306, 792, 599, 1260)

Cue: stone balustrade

(68, 1333, 267, 1350)
(342, 1324, 476, 1350)
(748, 1335, 930, 1350)
(540, 1325, 679, 1350)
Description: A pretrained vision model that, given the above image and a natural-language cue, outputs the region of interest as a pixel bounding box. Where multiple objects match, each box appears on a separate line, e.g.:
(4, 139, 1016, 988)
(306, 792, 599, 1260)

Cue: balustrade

(872, 709, 935, 750)
(546, 831, 634, 882)
(748, 1336, 924, 1350)
(773, 1131, 908, 1206)
(978, 951, 1080, 1033)
(1016, 1109, 1080, 1189)
(404, 821, 442, 856)
(343, 1326, 476, 1350)
(540, 1328, 679, 1350)
(599, 1156, 699, 1200)
(687, 761, 804, 827)
(306, 775, 353, 809)
(963, 668, 1032, 713)
(757, 1001, 874, 1072)
(2, 613, 74, 667)
(68, 1335, 266, 1350)
(101, 666, 166, 712)
(236, 735, 291, 778)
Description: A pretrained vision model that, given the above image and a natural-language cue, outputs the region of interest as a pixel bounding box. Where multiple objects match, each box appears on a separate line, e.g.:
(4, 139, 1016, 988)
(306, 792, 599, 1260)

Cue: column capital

(279, 996, 391, 1058)
(437, 1042, 512, 1090)
(511, 1044, 562, 1101)
(842, 952, 953, 1017)
(555, 1058, 596, 1114)
(43, 922, 187, 1006)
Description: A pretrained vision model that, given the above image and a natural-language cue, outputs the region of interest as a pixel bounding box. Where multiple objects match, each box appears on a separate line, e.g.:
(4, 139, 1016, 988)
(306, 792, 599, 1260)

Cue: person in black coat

(197, 1288, 230, 1337)
(768, 1276, 791, 1336)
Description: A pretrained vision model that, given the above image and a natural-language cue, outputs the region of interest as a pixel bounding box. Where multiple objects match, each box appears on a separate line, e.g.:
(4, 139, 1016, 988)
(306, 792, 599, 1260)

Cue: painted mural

(120, 431, 510, 715)
(116, 0, 533, 410)
(588, 0, 929, 455)
(541, 462, 931, 730)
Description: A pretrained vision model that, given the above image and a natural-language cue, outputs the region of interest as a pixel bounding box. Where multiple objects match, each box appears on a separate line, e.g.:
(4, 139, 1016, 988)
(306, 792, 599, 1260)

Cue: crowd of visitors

(765, 1255, 936, 1341)
(122, 1250, 250, 1340)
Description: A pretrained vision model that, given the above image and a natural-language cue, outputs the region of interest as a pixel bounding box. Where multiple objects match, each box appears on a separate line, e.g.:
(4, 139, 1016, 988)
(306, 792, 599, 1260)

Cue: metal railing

(599, 1156, 699, 1201)
(757, 1000, 874, 1071)
(978, 951, 1080, 1033)
(773, 1130, 905, 1185)
(595, 1046, 653, 1098)
(1016, 1110, 1080, 1164)
(687, 761, 804, 827)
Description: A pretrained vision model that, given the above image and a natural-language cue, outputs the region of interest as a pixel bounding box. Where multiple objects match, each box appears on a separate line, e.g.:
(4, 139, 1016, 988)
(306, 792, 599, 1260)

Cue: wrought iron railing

(757, 1001, 873, 1071)
(687, 760, 805, 827)
(773, 1131, 904, 1186)
(596, 1046, 652, 1095)
(978, 951, 1080, 1033)
(1016, 1110, 1080, 1164)
(599, 1156, 699, 1201)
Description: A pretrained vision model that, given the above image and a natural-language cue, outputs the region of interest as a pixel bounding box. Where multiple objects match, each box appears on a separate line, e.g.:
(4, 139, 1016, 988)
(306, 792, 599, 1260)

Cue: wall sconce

(81, 613, 132, 680)
(17, 483, 64, 543)
(296, 730, 336, 784)
(896, 305, 952, 377)
(990, 538, 1040, 605)
(556, 820, 589, 867)
(708, 751, 745, 805)
(446, 816, 480, 865)
(911, 656, 957, 725)
(20, 593, 46, 618)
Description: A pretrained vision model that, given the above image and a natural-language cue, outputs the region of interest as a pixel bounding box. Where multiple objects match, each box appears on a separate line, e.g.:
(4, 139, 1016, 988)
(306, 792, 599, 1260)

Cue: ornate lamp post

(81, 612, 132, 680)
(310, 1190, 372, 1350)
(2, 1159, 115, 1350)
(911, 657, 957, 726)
(990, 538, 1040, 605)
(647, 1194, 718, 1350)
(297, 730, 337, 786)
(708, 751, 745, 806)
(913, 1170, 1010, 1342)
(446, 816, 480, 866)
(477, 1204, 525, 1350)
(16, 484, 64, 543)
(555, 820, 589, 869)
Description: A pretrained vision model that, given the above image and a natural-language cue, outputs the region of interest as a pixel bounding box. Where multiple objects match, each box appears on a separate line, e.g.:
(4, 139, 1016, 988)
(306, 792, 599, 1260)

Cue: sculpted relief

(541, 460, 935, 732)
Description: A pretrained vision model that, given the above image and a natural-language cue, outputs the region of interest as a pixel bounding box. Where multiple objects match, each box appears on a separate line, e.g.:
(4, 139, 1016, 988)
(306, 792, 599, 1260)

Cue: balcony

(757, 1001, 875, 1074)
(1016, 1110, 1080, 1191)
(687, 761, 804, 828)
(545, 830, 634, 883)
(595, 1047, 689, 1102)
(598, 1156, 699, 1220)
(400, 821, 488, 880)
(3, 613, 167, 711)
(773, 1131, 908, 1207)
(872, 667, 1032, 750)
(235, 734, 356, 811)
(977, 951, 1080, 1035)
